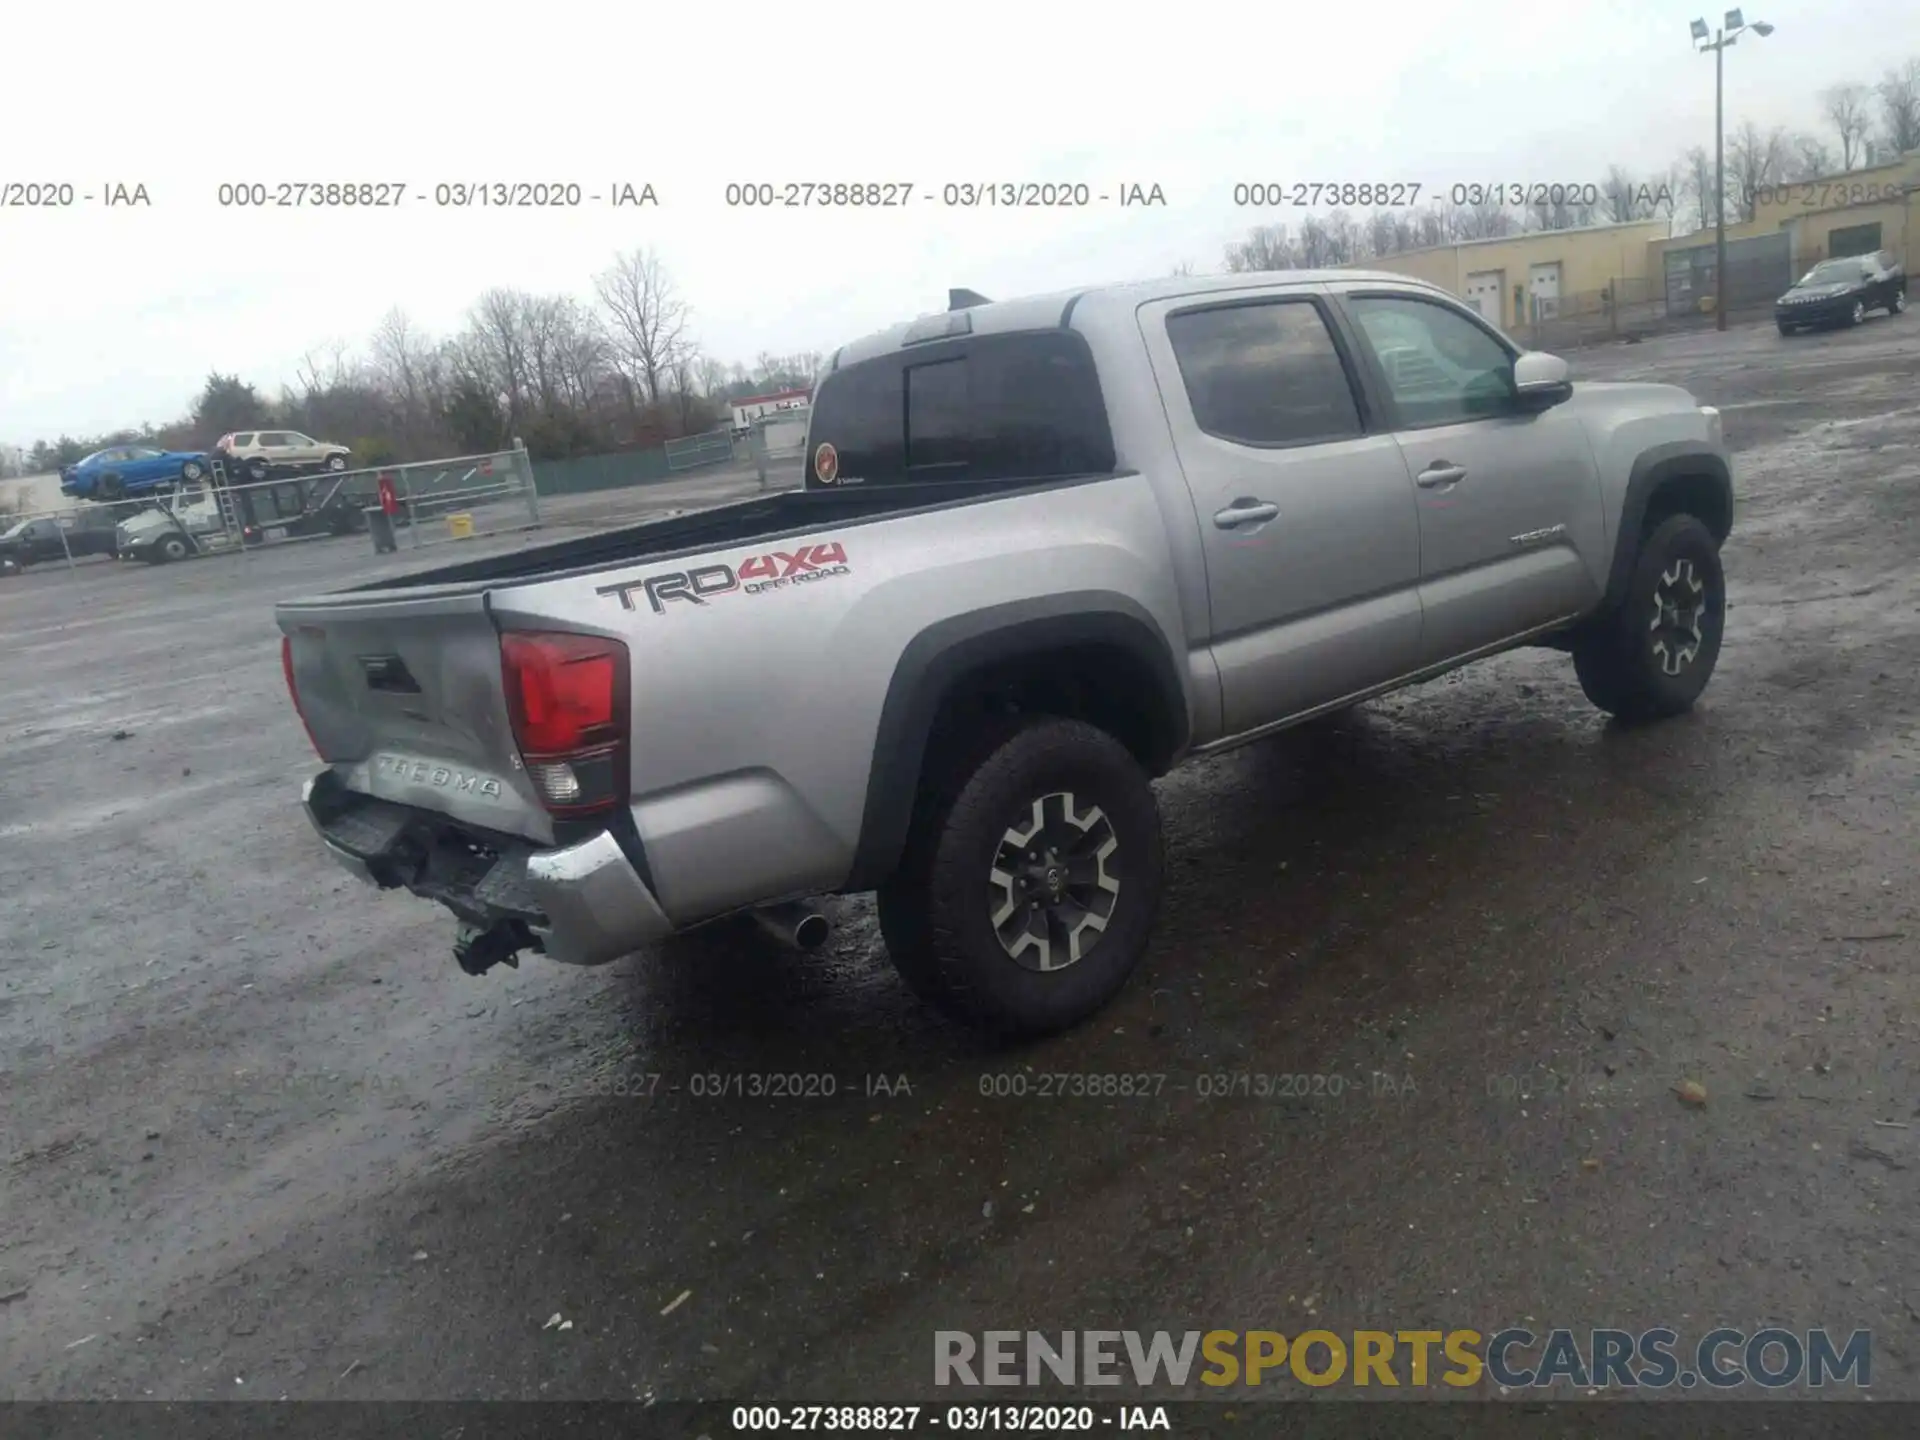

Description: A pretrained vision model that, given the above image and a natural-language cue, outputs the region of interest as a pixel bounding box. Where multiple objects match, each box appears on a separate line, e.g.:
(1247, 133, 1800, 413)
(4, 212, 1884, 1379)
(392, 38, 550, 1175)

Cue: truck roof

(829, 269, 1450, 371)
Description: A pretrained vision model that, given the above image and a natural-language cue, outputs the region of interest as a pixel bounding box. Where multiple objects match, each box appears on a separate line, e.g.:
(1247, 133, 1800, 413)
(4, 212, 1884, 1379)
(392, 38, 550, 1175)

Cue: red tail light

(281, 633, 324, 758)
(500, 631, 629, 816)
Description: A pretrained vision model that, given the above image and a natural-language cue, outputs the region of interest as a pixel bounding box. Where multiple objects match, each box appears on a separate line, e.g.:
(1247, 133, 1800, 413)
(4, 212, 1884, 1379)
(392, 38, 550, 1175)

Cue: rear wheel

(180, 459, 205, 482)
(325, 453, 349, 472)
(877, 715, 1164, 1038)
(1572, 513, 1725, 724)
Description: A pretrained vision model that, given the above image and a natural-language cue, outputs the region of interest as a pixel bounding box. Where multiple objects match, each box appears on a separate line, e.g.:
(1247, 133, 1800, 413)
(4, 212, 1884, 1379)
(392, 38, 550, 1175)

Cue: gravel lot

(2, 319, 1916, 1405)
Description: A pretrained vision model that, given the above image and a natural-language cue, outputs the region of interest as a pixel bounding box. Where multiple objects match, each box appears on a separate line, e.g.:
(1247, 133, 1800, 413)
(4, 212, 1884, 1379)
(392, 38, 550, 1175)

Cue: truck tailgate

(278, 588, 556, 844)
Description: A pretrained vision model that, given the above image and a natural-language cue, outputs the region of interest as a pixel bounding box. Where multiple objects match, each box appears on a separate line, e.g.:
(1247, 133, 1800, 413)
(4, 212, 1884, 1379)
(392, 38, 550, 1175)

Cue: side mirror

(1513, 351, 1574, 411)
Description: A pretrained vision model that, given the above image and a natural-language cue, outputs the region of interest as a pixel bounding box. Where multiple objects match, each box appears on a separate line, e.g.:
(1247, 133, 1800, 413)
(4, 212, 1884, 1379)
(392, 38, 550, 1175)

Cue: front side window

(1348, 295, 1517, 427)
(1166, 299, 1363, 447)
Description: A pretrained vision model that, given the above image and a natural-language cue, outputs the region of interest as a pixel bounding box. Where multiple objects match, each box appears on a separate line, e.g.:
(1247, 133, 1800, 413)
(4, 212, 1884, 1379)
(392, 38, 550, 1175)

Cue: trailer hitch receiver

(453, 918, 535, 976)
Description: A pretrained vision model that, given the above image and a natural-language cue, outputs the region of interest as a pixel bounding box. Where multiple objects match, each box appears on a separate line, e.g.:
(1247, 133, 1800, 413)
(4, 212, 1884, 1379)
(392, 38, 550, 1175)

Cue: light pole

(1692, 10, 1775, 330)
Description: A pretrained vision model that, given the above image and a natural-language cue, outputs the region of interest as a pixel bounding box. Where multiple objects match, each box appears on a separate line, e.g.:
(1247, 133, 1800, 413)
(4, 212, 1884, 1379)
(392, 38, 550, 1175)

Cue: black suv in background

(1775, 250, 1907, 334)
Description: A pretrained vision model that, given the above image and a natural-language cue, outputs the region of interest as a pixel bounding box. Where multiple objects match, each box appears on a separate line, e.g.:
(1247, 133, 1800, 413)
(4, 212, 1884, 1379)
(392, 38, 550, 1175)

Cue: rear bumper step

(301, 772, 674, 966)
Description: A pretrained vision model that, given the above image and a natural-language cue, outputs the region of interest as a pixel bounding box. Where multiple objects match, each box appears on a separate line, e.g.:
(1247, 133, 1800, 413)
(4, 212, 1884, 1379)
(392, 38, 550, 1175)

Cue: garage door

(1528, 262, 1563, 320)
(1464, 271, 1505, 326)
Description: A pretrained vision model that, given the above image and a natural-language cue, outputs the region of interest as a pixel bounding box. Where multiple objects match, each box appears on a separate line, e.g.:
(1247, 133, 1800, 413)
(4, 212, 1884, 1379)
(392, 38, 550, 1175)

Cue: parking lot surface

(2, 321, 1916, 1401)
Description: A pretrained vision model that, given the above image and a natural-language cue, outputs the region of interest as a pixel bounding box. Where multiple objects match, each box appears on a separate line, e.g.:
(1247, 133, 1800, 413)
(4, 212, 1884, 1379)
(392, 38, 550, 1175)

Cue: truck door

(1327, 284, 1606, 665)
(1137, 285, 1424, 736)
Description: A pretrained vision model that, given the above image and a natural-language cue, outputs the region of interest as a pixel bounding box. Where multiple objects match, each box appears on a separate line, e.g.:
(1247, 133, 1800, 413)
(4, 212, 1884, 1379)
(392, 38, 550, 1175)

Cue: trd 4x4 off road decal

(597, 541, 852, 614)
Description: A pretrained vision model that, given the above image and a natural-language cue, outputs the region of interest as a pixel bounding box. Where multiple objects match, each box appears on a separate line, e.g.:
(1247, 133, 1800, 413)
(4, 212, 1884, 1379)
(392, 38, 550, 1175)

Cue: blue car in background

(60, 445, 212, 500)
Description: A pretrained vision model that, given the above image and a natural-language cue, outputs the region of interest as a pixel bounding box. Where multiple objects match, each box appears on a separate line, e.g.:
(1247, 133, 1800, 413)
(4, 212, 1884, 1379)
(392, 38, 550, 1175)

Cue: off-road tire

(876, 715, 1164, 1038)
(1573, 513, 1725, 724)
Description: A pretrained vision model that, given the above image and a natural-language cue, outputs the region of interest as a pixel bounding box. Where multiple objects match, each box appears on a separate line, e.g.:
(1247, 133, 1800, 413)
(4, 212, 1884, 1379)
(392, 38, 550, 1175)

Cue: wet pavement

(2, 316, 1916, 1403)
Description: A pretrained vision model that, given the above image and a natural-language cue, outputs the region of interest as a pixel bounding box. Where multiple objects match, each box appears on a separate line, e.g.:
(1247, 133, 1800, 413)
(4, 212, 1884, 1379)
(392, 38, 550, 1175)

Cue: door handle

(1416, 462, 1468, 489)
(1213, 499, 1280, 529)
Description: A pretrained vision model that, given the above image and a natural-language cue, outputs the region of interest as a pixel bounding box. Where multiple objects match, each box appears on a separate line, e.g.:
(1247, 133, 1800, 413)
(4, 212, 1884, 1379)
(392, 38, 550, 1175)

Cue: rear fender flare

(843, 592, 1189, 893)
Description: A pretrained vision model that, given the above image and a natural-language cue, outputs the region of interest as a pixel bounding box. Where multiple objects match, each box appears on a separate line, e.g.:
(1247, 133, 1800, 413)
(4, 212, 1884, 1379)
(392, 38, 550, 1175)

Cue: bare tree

(1453, 199, 1517, 241)
(1602, 165, 1645, 223)
(1878, 59, 1920, 155)
(1784, 133, 1836, 182)
(1821, 83, 1875, 170)
(467, 288, 533, 432)
(594, 248, 690, 407)
(1725, 121, 1789, 222)
(1224, 223, 1297, 272)
(694, 354, 731, 398)
(1679, 145, 1718, 233)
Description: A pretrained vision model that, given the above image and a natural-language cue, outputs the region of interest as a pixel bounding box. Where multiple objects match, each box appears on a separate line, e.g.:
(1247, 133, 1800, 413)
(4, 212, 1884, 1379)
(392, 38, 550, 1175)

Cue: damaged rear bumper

(300, 772, 674, 966)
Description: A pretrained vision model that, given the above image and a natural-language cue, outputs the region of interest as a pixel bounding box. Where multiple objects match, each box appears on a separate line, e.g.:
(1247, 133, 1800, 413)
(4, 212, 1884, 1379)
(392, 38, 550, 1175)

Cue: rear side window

(1167, 299, 1363, 447)
(233, 433, 255, 447)
(805, 330, 1114, 487)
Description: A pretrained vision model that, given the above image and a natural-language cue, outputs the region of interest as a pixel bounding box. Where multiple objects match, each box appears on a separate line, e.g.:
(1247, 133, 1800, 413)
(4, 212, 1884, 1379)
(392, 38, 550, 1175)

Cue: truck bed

(294, 477, 1098, 603)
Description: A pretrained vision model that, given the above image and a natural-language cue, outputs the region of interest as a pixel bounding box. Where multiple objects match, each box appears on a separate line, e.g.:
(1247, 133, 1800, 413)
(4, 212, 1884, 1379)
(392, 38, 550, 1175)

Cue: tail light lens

(500, 631, 630, 817)
(281, 633, 324, 758)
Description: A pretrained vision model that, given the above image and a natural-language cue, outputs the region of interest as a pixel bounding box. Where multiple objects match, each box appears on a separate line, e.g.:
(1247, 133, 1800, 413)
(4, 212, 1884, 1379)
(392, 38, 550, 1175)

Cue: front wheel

(155, 534, 192, 563)
(96, 472, 125, 500)
(1891, 289, 1907, 316)
(1572, 513, 1726, 724)
(1847, 299, 1866, 327)
(1776, 321, 1794, 336)
(877, 716, 1164, 1038)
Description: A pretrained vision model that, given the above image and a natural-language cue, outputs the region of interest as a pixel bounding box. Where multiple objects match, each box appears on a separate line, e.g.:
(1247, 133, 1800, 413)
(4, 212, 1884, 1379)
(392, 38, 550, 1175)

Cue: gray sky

(1, 0, 1911, 443)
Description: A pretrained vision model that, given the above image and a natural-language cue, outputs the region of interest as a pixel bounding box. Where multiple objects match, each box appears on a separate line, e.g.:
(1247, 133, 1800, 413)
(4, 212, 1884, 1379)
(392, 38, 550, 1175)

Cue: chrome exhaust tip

(751, 900, 830, 953)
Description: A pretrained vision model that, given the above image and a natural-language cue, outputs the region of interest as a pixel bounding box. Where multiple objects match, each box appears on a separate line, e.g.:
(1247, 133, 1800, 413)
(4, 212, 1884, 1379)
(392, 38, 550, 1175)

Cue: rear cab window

(805, 330, 1115, 488)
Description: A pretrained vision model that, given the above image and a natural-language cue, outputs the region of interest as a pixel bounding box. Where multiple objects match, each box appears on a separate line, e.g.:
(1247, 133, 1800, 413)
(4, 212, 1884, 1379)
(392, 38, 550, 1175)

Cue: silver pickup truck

(278, 270, 1733, 1036)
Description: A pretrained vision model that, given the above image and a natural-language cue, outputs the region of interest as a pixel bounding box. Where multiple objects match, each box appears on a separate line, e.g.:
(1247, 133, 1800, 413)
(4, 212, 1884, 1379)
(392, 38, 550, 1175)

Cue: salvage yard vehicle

(278, 271, 1735, 1036)
(216, 430, 354, 483)
(0, 506, 123, 568)
(59, 445, 211, 500)
(1775, 250, 1907, 334)
(116, 484, 229, 563)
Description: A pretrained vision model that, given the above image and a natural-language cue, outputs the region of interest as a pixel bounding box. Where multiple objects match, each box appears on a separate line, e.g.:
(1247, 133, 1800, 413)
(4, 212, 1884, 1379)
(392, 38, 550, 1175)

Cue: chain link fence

(663, 428, 736, 473)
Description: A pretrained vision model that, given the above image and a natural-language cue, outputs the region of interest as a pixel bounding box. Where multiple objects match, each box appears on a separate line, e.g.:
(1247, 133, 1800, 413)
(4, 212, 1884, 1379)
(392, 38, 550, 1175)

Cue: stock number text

(218, 182, 407, 208)
(726, 182, 916, 207)
(1234, 182, 1423, 207)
